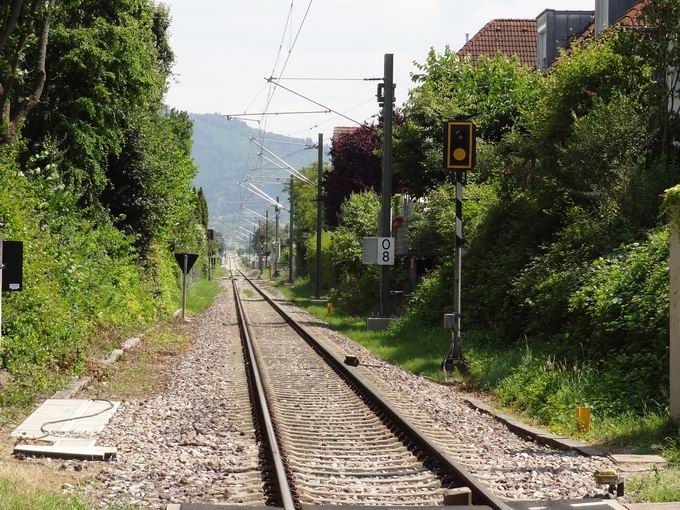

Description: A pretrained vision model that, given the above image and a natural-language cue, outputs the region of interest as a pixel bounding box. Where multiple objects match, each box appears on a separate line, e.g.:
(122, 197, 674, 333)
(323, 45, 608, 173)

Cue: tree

(393, 48, 540, 196)
(22, 0, 168, 200)
(0, 0, 56, 145)
(325, 124, 381, 226)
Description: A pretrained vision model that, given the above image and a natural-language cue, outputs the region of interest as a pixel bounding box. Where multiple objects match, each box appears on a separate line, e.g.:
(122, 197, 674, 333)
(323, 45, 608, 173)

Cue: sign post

(174, 253, 198, 322)
(379, 54, 394, 316)
(442, 119, 476, 373)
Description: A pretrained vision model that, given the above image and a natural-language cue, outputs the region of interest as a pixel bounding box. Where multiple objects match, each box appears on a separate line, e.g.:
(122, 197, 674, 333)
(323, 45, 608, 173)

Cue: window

(537, 24, 548, 69)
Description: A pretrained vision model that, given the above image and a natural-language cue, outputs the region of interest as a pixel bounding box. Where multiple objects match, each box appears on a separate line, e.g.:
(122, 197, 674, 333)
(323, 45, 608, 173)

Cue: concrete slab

(11, 399, 120, 439)
(51, 376, 93, 400)
(13, 443, 116, 460)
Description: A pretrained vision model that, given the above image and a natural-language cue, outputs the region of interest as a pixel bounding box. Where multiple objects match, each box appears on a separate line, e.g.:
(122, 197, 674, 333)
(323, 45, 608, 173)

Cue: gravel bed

(82, 282, 265, 509)
(239, 282, 445, 506)
(259, 282, 616, 501)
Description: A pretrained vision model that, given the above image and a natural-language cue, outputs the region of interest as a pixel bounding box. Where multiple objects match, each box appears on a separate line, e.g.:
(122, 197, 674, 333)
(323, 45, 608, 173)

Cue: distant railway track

(228, 257, 512, 510)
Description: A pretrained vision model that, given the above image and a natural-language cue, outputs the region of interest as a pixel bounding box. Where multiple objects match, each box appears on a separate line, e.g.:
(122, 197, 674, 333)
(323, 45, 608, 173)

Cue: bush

(0, 151, 179, 408)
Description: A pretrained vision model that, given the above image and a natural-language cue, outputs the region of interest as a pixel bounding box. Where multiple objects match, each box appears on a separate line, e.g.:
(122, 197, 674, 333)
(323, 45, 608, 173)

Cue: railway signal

(444, 120, 476, 170)
(442, 119, 476, 373)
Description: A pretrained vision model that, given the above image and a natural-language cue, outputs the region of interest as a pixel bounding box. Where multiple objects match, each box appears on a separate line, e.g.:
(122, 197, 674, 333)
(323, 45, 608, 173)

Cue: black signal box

(444, 120, 476, 170)
(2, 240, 23, 292)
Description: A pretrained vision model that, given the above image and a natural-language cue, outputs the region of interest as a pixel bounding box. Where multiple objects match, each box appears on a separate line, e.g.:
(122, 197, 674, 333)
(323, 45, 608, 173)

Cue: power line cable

(265, 78, 362, 126)
(275, 77, 382, 81)
(260, 0, 314, 124)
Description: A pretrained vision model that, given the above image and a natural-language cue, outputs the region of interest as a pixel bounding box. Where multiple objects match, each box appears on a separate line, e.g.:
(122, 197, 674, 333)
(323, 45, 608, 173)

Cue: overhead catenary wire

(243, 207, 268, 221)
(265, 78, 363, 126)
(274, 77, 382, 81)
(241, 181, 289, 211)
(259, 153, 314, 187)
(251, 0, 295, 117)
(240, 217, 259, 227)
(261, 0, 314, 119)
(250, 137, 314, 185)
(225, 110, 330, 117)
(285, 96, 376, 137)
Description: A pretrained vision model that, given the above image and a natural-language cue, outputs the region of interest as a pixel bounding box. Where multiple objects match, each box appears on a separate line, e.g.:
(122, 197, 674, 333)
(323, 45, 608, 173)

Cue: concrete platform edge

(463, 396, 606, 457)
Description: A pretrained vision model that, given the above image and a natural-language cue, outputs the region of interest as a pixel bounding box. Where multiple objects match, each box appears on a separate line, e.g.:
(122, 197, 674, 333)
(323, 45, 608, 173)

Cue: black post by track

(288, 176, 294, 283)
(380, 53, 394, 317)
(274, 196, 280, 277)
(265, 209, 269, 273)
(315, 132, 323, 299)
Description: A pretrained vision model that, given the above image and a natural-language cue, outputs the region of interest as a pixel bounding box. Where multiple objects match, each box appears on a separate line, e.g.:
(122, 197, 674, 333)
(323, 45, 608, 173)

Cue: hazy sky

(163, 0, 595, 139)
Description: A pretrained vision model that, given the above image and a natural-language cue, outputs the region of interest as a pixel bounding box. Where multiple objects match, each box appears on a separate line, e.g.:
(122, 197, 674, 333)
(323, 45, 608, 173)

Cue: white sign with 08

(377, 237, 395, 266)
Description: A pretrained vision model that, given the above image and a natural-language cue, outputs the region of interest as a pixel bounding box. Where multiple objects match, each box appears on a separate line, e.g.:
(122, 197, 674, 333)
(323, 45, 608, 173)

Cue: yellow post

(576, 406, 591, 433)
(327, 302, 333, 317)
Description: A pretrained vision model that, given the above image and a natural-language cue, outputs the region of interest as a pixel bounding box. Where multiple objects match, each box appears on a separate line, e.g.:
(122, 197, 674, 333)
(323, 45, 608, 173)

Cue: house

(460, 1, 645, 71)
(570, 0, 647, 47)
(458, 19, 538, 69)
(536, 10, 594, 69)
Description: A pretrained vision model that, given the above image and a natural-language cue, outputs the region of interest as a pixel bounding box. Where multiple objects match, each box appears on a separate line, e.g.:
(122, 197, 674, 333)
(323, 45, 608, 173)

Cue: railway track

(228, 257, 511, 510)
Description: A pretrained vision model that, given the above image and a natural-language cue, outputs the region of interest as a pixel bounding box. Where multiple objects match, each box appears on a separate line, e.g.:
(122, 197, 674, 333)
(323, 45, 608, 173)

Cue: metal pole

(265, 209, 269, 274)
(315, 132, 323, 299)
(380, 53, 394, 316)
(257, 221, 262, 273)
(450, 172, 464, 363)
(182, 254, 188, 321)
(288, 176, 294, 283)
(207, 240, 212, 281)
(274, 196, 280, 277)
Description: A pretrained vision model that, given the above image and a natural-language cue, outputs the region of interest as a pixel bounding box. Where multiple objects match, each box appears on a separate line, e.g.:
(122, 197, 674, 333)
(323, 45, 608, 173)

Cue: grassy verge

(276, 278, 449, 378)
(0, 479, 90, 510)
(81, 328, 189, 400)
(275, 276, 680, 502)
(0, 277, 223, 509)
(183, 268, 225, 315)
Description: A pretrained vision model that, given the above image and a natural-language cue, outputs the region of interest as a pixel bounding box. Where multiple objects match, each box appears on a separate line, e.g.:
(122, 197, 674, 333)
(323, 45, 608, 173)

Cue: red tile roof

(332, 126, 358, 143)
(570, 1, 648, 49)
(458, 19, 537, 69)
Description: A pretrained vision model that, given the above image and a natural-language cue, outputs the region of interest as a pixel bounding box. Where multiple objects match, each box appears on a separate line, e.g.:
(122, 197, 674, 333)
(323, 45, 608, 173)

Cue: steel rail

(230, 267, 296, 510)
(237, 267, 513, 510)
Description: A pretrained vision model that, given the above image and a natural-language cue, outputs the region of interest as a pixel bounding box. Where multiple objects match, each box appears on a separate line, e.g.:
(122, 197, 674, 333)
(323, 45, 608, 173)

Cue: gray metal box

(444, 314, 457, 330)
(362, 237, 378, 264)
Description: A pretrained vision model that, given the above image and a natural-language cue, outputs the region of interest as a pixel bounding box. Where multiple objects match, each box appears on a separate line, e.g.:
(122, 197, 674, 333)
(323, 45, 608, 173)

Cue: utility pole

(315, 132, 323, 299)
(380, 54, 394, 317)
(288, 176, 294, 283)
(258, 220, 263, 274)
(274, 196, 280, 277)
(265, 209, 269, 274)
